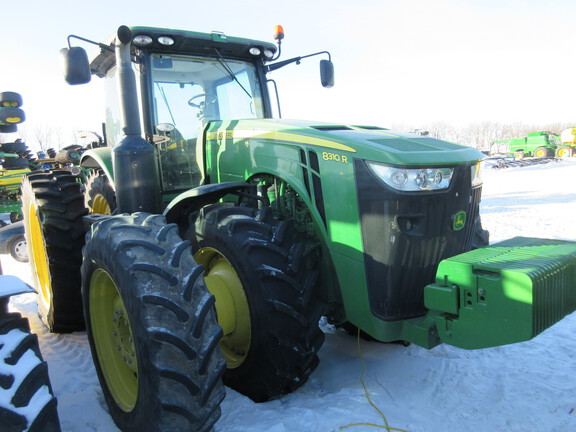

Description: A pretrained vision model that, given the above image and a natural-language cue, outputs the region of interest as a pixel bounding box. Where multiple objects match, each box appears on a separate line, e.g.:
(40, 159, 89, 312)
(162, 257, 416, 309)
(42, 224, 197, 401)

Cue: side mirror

(320, 59, 334, 88)
(60, 47, 92, 85)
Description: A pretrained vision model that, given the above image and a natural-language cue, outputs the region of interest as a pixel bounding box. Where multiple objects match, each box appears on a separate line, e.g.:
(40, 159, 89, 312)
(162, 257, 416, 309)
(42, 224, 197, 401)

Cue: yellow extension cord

(334, 329, 412, 432)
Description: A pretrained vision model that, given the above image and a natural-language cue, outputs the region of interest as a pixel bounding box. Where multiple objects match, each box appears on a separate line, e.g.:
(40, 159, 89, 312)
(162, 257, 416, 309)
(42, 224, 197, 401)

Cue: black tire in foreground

(81, 213, 226, 432)
(84, 170, 116, 215)
(189, 203, 325, 402)
(0, 305, 61, 432)
(21, 170, 87, 332)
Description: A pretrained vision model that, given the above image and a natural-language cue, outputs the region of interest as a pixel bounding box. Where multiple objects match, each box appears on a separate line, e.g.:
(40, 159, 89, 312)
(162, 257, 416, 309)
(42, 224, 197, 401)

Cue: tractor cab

(64, 27, 333, 200)
(83, 28, 276, 195)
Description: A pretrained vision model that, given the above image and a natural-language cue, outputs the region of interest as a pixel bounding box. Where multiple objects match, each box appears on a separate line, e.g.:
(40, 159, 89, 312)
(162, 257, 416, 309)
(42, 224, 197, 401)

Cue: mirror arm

(266, 50, 332, 73)
(300, 50, 331, 62)
(67, 34, 114, 53)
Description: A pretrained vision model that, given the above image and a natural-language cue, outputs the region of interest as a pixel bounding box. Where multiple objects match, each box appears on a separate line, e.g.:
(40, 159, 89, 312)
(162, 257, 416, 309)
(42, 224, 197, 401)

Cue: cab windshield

(150, 53, 265, 141)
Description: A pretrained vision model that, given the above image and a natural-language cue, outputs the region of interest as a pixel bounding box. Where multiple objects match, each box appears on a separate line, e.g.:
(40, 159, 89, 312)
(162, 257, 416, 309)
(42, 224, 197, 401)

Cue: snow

(2, 158, 576, 432)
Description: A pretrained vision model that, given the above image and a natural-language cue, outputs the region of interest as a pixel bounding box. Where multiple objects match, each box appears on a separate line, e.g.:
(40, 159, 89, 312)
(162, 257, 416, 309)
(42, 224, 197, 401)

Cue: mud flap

(424, 237, 576, 349)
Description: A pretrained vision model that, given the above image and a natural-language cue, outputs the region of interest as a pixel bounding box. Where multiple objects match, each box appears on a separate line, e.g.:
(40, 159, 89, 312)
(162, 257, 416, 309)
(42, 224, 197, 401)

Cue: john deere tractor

(22, 25, 576, 432)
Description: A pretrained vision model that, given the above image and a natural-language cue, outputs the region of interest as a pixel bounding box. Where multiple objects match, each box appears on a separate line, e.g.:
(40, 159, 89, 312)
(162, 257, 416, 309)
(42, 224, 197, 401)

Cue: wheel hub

(13, 238, 28, 261)
(92, 194, 111, 215)
(112, 296, 137, 373)
(195, 248, 251, 369)
(90, 268, 138, 412)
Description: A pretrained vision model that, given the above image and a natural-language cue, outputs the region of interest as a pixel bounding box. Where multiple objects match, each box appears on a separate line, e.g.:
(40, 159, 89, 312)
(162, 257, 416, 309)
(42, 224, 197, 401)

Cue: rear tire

(21, 170, 87, 332)
(0, 307, 61, 432)
(81, 213, 225, 432)
(189, 203, 324, 402)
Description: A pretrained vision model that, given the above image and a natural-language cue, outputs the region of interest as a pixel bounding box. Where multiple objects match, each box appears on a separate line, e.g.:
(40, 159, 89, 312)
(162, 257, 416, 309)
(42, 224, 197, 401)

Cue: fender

(80, 147, 114, 185)
(163, 181, 252, 225)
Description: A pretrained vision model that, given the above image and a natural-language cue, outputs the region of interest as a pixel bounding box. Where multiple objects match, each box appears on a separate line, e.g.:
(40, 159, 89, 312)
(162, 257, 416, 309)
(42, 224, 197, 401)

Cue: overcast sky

(2, 0, 575, 145)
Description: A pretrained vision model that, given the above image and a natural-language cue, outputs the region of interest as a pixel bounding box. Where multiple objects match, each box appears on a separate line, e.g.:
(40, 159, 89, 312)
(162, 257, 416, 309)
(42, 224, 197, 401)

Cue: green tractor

(493, 130, 560, 158)
(22, 25, 576, 432)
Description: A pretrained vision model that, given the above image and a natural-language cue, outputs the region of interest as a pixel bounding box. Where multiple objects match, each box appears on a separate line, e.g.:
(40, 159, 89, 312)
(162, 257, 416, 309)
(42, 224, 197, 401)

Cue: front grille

(355, 160, 482, 321)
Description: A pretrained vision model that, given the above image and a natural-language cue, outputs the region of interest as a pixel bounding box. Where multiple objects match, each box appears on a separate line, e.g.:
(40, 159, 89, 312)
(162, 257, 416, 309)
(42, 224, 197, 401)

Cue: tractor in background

(492, 130, 560, 158)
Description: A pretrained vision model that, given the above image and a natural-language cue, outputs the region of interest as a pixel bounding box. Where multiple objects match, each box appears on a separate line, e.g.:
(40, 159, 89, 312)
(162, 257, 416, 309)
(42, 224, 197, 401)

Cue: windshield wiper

(213, 49, 252, 100)
(155, 83, 176, 125)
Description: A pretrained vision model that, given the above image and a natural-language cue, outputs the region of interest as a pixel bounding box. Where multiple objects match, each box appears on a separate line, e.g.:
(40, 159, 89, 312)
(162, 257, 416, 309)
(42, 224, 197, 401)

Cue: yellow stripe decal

(207, 130, 357, 153)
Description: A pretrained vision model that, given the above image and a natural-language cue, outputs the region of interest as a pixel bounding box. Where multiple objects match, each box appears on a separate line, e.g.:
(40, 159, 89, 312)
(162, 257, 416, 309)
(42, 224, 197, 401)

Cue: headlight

(367, 162, 454, 191)
(471, 161, 483, 187)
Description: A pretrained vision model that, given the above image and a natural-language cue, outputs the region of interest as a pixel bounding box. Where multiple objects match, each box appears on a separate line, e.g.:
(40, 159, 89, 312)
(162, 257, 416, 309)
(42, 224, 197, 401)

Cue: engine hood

(205, 119, 485, 166)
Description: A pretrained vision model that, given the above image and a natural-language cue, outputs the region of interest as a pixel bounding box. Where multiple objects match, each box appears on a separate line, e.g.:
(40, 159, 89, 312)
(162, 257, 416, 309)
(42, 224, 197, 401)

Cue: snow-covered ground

(3, 158, 576, 432)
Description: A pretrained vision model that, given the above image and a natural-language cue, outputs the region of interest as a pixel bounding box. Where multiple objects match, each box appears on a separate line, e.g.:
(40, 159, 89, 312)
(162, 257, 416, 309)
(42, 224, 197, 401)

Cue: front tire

(21, 170, 87, 332)
(189, 203, 324, 402)
(81, 213, 225, 432)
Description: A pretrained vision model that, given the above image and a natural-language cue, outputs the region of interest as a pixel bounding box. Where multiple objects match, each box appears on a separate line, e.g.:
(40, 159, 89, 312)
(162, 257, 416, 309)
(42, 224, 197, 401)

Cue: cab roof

(90, 26, 277, 77)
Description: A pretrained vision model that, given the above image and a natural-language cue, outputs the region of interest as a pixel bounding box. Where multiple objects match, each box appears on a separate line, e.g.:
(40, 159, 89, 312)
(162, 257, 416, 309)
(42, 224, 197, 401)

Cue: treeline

(0, 123, 78, 152)
(391, 121, 576, 152)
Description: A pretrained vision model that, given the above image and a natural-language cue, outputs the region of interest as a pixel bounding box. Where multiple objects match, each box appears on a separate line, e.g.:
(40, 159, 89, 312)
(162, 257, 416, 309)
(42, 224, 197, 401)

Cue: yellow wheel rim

(195, 248, 251, 369)
(26, 203, 52, 309)
(535, 149, 545, 157)
(89, 269, 138, 412)
(91, 194, 111, 215)
(558, 148, 569, 158)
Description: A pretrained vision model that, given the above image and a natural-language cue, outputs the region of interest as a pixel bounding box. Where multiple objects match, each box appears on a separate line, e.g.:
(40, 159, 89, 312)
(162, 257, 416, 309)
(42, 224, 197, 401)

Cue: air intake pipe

(112, 25, 162, 214)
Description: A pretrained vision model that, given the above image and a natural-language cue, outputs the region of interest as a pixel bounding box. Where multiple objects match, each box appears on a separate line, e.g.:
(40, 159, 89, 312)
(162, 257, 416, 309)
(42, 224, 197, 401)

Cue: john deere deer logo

(453, 211, 467, 231)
